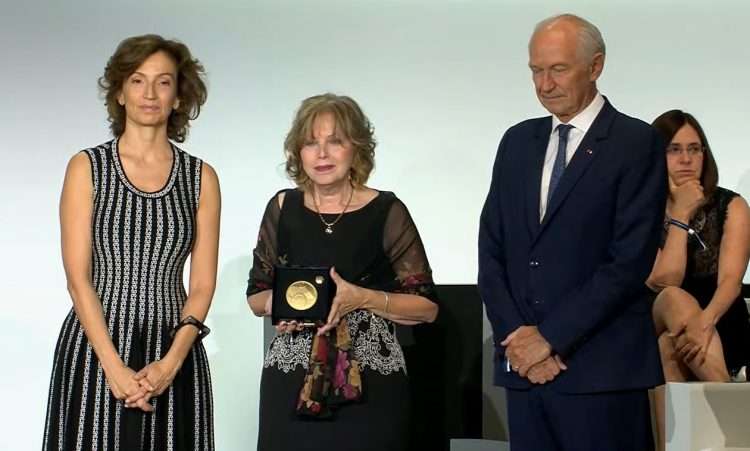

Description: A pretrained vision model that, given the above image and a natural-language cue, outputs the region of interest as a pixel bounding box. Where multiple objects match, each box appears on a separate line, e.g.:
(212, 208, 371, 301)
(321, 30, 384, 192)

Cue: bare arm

(704, 197, 750, 323)
(646, 231, 689, 291)
(647, 180, 706, 291)
(248, 289, 271, 317)
(61, 152, 146, 405)
(359, 288, 437, 324)
(164, 162, 221, 367)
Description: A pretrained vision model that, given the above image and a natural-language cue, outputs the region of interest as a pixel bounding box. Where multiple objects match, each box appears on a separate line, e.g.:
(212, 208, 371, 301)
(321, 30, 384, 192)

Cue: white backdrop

(2, 0, 749, 449)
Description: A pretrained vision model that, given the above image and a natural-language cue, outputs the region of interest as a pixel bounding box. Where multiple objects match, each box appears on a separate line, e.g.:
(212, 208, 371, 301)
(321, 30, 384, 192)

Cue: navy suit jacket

(478, 100, 667, 393)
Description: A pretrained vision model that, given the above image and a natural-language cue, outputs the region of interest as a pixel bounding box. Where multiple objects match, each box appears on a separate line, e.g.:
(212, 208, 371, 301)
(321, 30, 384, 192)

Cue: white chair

(666, 382, 750, 451)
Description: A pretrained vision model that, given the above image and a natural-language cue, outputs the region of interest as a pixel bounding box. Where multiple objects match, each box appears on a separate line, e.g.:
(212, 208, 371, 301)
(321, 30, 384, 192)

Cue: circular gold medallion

(286, 281, 318, 311)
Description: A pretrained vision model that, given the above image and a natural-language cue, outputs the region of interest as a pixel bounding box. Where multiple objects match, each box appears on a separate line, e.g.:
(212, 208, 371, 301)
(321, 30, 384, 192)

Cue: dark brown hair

(652, 109, 719, 198)
(284, 93, 376, 188)
(98, 34, 207, 143)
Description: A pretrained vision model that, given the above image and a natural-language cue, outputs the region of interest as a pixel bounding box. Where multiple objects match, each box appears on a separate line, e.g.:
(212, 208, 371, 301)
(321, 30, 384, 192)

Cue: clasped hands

(105, 356, 180, 412)
(275, 267, 367, 336)
(502, 326, 567, 384)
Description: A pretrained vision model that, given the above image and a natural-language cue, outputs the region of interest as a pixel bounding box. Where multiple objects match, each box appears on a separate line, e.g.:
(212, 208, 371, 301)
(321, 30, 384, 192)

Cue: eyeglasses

(666, 144, 704, 157)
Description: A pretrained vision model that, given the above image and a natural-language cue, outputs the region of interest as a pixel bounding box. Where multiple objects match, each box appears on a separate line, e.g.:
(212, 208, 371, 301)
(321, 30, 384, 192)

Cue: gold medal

(285, 281, 318, 311)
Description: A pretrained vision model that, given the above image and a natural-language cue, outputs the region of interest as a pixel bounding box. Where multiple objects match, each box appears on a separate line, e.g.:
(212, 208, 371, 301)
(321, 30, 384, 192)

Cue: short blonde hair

(284, 93, 376, 188)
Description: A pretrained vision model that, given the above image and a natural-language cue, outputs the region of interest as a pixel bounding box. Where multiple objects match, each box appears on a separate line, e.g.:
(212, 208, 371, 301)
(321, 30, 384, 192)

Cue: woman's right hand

(275, 320, 306, 334)
(105, 363, 154, 412)
(669, 178, 705, 221)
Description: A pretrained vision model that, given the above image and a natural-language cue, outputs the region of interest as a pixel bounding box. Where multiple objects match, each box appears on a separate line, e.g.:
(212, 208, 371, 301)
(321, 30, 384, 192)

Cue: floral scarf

(296, 321, 362, 418)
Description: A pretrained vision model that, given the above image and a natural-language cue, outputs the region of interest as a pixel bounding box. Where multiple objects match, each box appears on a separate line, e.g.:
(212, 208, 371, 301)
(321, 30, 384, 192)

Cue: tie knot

(556, 124, 573, 139)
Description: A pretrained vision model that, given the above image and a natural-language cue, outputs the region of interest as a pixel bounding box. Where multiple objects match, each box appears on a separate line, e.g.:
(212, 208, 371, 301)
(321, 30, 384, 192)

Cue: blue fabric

(546, 124, 574, 208)
(478, 99, 667, 393)
(506, 386, 654, 451)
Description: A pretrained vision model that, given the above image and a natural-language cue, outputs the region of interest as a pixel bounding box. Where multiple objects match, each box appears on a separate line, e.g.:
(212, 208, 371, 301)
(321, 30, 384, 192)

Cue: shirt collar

(551, 92, 605, 134)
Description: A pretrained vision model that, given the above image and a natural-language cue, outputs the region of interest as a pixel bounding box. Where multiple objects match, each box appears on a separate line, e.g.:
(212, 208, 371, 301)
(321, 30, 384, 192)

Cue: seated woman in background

(649, 109, 750, 450)
(246, 93, 439, 451)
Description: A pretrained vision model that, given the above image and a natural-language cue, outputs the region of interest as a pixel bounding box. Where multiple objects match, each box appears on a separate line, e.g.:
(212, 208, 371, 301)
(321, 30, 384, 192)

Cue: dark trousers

(506, 386, 654, 451)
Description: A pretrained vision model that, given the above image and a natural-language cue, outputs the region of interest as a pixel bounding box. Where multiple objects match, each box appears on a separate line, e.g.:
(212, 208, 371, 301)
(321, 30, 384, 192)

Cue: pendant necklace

(313, 183, 354, 234)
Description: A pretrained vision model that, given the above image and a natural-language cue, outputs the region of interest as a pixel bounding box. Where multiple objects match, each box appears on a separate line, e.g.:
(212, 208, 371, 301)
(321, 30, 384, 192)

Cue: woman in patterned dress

(648, 110, 750, 451)
(246, 93, 439, 451)
(43, 35, 220, 451)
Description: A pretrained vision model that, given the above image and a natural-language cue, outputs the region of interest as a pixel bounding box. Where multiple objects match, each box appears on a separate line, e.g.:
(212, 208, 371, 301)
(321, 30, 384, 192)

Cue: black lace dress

(246, 189, 437, 451)
(666, 186, 750, 373)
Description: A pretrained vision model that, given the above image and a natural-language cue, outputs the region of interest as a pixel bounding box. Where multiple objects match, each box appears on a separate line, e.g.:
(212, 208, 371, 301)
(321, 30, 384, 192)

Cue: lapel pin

(585, 149, 593, 155)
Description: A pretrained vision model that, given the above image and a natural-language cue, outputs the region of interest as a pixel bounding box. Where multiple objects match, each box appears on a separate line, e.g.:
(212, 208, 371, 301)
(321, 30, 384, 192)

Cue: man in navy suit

(478, 14, 667, 450)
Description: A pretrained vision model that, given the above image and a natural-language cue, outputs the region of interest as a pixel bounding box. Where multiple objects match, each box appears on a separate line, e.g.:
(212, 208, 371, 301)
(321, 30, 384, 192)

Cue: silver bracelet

(381, 290, 390, 314)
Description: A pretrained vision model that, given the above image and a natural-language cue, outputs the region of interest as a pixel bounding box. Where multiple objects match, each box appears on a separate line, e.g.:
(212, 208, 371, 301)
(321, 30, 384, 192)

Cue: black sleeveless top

(663, 186, 750, 371)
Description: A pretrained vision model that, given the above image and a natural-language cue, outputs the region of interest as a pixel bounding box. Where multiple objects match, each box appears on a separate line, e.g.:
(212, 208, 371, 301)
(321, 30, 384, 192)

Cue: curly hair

(98, 34, 207, 143)
(284, 93, 376, 188)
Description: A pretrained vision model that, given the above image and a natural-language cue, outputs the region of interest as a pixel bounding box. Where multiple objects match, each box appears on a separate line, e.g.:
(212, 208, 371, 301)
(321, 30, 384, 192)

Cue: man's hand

(502, 326, 552, 377)
(527, 355, 568, 384)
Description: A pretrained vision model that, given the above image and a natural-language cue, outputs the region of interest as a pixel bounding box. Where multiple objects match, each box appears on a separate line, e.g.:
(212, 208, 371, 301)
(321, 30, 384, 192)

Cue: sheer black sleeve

(383, 198, 438, 303)
(246, 193, 282, 296)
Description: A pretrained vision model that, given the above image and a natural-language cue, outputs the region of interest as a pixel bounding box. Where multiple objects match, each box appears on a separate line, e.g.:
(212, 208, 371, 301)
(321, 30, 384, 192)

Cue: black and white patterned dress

(43, 139, 214, 451)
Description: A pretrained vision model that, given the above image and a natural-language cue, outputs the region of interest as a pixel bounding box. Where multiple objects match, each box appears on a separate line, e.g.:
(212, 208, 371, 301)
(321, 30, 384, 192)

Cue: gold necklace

(312, 184, 354, 234)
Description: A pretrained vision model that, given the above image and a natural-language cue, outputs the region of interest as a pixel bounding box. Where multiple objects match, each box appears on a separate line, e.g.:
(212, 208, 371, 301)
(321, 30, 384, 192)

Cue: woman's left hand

(317, 267, 366, 336)
(127, 356, 180, 404)
(675, 310, 715, 364)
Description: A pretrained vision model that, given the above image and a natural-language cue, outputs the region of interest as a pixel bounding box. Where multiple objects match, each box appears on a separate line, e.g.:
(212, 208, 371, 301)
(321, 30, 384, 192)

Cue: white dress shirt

(539, 92, 606, 219)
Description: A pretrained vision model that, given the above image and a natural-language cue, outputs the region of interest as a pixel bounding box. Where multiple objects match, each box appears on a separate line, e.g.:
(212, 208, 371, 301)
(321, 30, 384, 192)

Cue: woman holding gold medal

(246, 93, 439, 451)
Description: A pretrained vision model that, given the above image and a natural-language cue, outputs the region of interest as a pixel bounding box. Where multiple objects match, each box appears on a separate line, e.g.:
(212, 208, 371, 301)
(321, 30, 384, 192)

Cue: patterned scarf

(296, 321, 362, 418)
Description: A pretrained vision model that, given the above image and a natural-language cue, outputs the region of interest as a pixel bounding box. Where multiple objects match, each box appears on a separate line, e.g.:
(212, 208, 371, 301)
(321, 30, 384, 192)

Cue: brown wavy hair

(652, 109, 719, 198)
(284, 93, 376, 188)
(98, 34, 207, 143)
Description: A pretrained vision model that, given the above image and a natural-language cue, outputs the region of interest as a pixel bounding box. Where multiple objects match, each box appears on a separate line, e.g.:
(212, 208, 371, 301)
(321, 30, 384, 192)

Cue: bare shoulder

(727, 195, 750, 222)
(277, 191, 286, 209)
(66, 151, 92, 178)
(201, 161, 219, 185)
(62, 151, 94, 196)
(200, 162, 220, 193)
(198, 162, 221, 209)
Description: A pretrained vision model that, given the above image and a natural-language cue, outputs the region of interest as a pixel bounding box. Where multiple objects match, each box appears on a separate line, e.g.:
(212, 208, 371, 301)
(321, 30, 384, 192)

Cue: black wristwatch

(170, 315, 211, 341)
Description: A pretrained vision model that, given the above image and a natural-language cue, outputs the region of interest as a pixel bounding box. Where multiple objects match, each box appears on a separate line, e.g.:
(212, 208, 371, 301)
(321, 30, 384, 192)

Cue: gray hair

(531, 14, 606, 62)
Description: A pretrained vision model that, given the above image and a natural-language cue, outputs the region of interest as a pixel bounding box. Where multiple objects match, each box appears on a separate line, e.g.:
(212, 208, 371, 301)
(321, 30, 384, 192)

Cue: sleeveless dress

(247, 189, 437, 451)
(43, 139, 215, 451)
(666, 186, 750, 373)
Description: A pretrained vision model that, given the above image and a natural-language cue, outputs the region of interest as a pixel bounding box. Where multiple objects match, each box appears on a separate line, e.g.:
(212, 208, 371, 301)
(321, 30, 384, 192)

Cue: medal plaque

(272, 266, 334, 325)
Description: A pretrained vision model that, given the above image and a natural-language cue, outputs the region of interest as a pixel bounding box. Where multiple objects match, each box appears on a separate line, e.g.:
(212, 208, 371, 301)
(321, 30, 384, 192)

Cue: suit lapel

(525, 118, 552, 238)
(535, 101, 617, 241)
